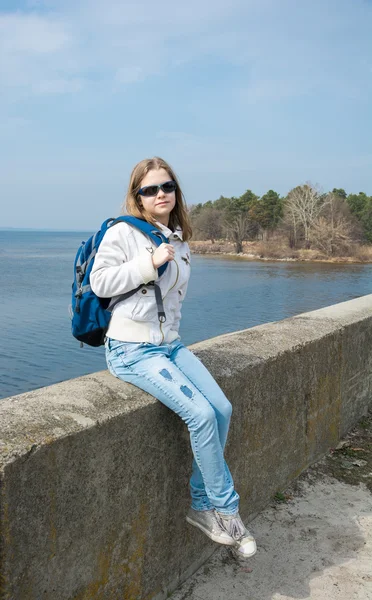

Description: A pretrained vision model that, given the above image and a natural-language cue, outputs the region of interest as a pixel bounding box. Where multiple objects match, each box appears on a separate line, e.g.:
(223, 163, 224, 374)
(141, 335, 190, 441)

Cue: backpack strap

(108, 281, 166, 323)
(110, 215, 168, 243)
(108, 215, 169, 276)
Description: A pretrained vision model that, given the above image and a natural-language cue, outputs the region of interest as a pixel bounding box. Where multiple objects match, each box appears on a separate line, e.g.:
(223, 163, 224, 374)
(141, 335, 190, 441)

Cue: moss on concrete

(290, 409, 372, 495)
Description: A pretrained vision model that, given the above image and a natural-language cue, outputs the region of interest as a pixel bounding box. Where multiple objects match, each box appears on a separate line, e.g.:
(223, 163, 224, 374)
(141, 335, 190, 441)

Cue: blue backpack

(70, 216, 169, 347)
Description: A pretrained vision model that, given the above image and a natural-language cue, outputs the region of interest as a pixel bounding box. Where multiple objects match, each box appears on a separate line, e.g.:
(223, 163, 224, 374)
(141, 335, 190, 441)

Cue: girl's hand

(152, 243, 175, 268)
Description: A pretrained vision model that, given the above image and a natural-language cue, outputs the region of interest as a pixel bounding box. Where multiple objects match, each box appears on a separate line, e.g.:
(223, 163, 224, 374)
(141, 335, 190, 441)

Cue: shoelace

(215, 512, 246, 541)
(211, 511, 225, 531)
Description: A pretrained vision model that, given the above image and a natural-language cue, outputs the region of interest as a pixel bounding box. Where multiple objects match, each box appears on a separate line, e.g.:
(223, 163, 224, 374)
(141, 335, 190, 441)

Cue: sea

(1, 230, 372, 400)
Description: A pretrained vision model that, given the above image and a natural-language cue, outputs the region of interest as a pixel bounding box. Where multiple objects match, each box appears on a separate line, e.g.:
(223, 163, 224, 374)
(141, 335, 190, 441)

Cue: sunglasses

(138, 180, 177, 198)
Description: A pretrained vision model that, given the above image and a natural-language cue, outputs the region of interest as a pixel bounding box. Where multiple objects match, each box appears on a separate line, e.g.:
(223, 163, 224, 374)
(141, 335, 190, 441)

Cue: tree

(249, 190, 283, 239)
(310, 193, 361, 255)
(214, 195, 232, 211)
(309, 216, 355, 256)
(360, 197, 372, 243)
(191, 206, 223, 243)
(332, 188, 347, 200)
(347, 192, 369, 220)
(223, 211, 252, 253)
(222, 192, 258, 252)
(284, 183, 326, 249)
(188, 203, 204, 217)
(238, 189, 259, 208)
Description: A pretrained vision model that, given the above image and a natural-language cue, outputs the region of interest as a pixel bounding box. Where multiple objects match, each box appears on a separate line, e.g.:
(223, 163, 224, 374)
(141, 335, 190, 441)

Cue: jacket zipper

(159, 258, 180, 344)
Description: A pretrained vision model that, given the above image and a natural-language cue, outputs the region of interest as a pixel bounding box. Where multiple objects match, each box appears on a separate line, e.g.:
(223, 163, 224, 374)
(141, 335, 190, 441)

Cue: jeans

(105, 337, 240, 515)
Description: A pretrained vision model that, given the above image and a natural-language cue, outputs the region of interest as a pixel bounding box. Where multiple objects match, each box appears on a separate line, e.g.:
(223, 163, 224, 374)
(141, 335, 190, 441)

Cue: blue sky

(1, 0, 371, 229)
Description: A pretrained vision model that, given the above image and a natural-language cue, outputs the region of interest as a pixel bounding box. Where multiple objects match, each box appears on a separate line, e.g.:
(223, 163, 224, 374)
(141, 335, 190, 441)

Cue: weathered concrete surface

(170, 410, 372, 600)
(1, 295, 372, 599)
(170, 478, 372, 600)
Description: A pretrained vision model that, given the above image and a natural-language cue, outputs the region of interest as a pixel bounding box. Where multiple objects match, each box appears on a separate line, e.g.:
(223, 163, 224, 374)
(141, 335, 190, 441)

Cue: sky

(1, 0, 371, 230)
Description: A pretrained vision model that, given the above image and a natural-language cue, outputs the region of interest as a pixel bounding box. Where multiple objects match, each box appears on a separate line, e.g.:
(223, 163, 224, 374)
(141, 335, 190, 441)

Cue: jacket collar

(154, 220, 183, 241)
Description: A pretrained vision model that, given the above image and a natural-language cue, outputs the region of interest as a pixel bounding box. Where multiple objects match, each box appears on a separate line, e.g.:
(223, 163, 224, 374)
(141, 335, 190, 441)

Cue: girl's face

(138, 168, 176, 226)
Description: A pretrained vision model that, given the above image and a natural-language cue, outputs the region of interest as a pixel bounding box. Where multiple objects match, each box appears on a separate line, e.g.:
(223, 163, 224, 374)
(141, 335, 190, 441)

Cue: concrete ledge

(1, 295, 372, 599)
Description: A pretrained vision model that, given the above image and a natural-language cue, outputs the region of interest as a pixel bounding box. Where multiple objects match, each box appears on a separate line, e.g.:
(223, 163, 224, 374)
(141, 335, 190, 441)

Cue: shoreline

(188, 240, 372, 264)
(191, 251, 372, 264)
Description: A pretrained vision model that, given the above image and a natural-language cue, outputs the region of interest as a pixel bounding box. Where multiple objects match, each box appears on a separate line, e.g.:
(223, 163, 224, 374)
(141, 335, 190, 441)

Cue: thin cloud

(0, 116, 32, 130)
(32, 78, 84, 94)
(0, 0, 371, 225)
(0, 0, 277, 95)
(0, 11, 76, 93)
(0, 12, 69, 53)
(114, 67, 145, 85)
(2, 0, 371, 99)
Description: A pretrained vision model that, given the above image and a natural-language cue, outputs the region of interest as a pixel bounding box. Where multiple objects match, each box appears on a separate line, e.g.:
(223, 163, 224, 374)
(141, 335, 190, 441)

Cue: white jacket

(90, 219, 191, 345)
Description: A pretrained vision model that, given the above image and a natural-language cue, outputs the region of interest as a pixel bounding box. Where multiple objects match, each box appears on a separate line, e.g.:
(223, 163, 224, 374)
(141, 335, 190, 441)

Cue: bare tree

(223, 211, 252, 253)
(310, 193, 362, 255)
(280, 206, 300, 248)
(284, 183, 327, 248)
(309, 217, 354, 256)
(191, 207, 223, 243)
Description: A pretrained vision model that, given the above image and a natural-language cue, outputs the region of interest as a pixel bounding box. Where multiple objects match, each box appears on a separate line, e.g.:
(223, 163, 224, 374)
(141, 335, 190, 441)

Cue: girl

(90, 157, 256, 560)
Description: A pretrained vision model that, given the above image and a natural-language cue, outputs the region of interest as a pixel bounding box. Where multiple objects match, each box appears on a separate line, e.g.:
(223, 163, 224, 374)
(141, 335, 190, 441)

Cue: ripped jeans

(105, 337, 240, 515)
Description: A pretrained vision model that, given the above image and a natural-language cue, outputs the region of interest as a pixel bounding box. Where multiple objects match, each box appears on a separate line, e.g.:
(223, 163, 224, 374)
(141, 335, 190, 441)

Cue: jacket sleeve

(90, 224, 158, 298)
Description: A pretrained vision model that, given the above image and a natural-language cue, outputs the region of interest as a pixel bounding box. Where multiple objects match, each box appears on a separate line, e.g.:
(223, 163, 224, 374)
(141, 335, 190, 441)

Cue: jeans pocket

(110, 340, 152, 363)
(107, 339, 136, 352)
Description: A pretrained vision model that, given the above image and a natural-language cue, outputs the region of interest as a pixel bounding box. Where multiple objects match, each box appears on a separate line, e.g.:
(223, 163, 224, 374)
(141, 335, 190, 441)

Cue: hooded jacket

(90, 219, 191, 345)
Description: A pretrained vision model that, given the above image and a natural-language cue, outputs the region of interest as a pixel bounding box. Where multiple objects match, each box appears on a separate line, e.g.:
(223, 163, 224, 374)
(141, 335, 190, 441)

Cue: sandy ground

(170, 412, 372, 600)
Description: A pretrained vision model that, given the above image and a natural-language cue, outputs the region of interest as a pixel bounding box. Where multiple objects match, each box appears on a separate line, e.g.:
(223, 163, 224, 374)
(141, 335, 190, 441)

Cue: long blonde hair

(123, 157, 192, 242)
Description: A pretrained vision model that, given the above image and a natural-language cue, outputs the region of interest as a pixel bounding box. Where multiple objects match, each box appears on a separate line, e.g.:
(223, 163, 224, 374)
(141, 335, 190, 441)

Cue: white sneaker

(215, 511, 257, 558)
(186, 508, 236, 546)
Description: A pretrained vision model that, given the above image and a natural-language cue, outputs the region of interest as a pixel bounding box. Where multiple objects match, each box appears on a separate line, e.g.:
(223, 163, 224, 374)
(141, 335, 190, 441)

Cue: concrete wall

(1, 295, 372, 600)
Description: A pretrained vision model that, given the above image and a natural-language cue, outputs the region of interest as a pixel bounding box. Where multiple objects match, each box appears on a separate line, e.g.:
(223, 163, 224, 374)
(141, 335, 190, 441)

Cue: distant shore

(188, 240, 372, 264)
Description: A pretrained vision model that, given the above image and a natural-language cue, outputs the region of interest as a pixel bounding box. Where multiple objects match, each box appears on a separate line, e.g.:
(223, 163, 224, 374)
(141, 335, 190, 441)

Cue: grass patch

(274, 492, 289, 503)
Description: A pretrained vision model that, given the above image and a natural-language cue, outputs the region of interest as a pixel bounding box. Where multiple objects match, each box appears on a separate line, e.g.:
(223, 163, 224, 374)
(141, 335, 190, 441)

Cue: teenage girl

(90, 157, 256, 559)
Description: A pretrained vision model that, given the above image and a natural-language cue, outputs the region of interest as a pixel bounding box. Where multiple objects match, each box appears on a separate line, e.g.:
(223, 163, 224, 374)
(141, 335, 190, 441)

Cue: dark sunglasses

(138, 180, 177, 198)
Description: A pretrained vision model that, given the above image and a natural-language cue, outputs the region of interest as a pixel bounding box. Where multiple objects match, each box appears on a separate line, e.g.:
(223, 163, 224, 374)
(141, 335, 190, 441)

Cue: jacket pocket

(131, 286, 158, 322)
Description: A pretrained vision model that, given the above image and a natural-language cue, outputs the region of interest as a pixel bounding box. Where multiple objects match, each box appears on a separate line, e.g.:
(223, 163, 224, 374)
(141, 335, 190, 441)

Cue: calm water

(1, 230, 372, 399)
